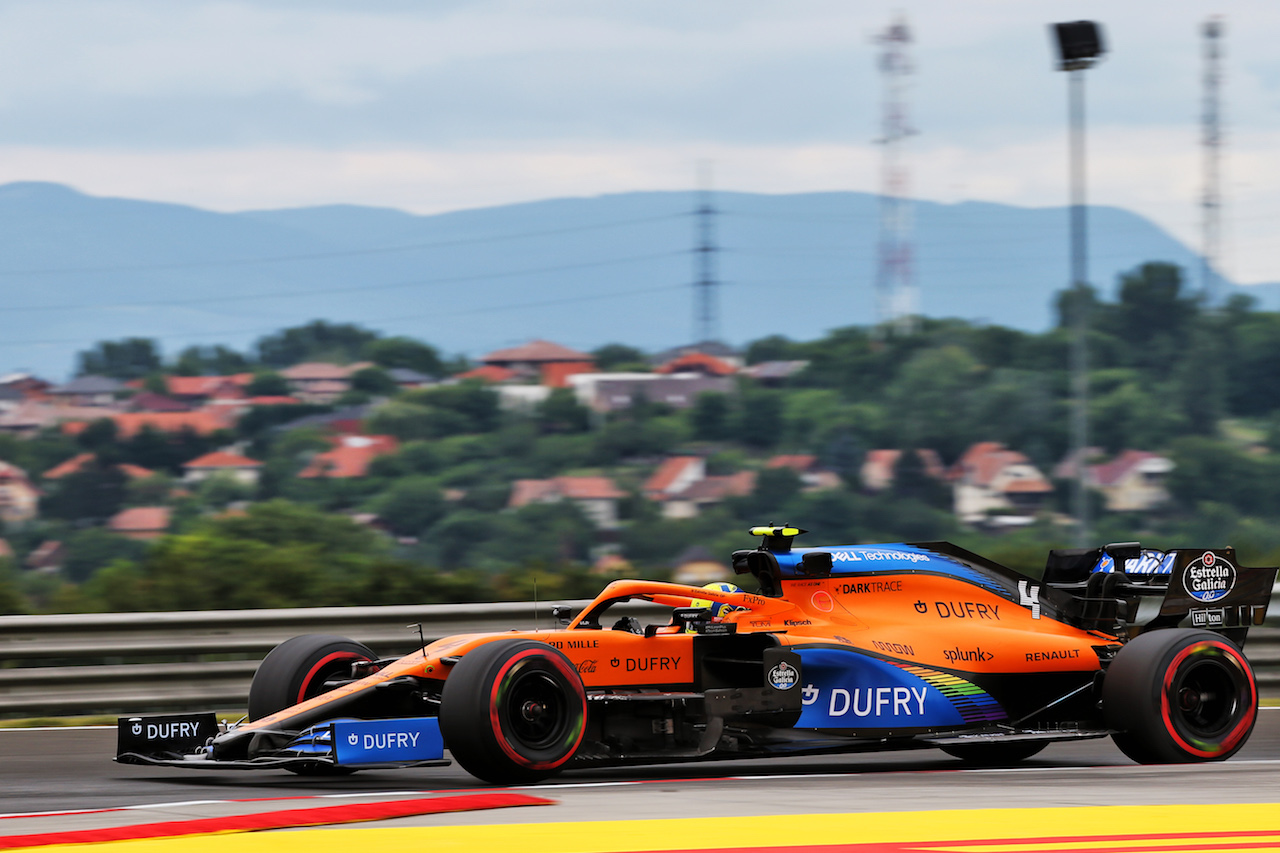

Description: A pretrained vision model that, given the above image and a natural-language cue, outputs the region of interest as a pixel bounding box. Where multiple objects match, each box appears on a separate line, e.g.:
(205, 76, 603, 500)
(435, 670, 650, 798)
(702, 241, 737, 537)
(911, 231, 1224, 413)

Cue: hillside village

(0, 327, 1181, 610)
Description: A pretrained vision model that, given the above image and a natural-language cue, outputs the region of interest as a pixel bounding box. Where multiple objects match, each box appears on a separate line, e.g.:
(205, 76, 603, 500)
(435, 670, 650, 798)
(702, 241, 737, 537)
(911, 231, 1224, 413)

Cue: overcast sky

(1, 1, 1276, 282)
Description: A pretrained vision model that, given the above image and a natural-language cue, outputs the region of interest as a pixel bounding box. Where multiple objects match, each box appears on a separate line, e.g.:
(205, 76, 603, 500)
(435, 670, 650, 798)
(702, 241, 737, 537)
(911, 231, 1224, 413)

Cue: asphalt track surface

(2, 709, 1279, 835)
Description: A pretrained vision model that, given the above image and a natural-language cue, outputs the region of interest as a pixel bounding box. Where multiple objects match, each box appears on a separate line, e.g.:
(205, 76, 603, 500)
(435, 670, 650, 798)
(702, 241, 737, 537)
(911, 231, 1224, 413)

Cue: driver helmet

(689, 581, 746, 620)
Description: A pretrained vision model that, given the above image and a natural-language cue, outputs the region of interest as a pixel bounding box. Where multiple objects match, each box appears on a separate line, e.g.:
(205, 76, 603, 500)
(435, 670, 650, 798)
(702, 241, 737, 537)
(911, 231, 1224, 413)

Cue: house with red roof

(25, 540, 65, 571)
(655, 352, 737, 377)
(455, 365, 518, 384)
(641, 455, 758, 519)
(480, 340, 595, 388)
(108, 506, 171, 540)
(165, 374, 253, 404)
(567, 372, 733, 413)
(1087, 450, 1174, 513)
(660, 471, 757, 520)
(860, 449, 946, 493)
(298, 435, 399, 479)
(279, 363, 365, 403)
(0, 373, 53, 401)
(643, 456, 706, 501)
(62, 409, 236, 440)
(0, 461, 38, 525)
(43, 453, 155, 482)
(128, 391, 192, 413)
(508, 475, 626, 529)
(767, 454, 842, 492)
(183, 451, 263, 486)
(951, 442, 1053, 526)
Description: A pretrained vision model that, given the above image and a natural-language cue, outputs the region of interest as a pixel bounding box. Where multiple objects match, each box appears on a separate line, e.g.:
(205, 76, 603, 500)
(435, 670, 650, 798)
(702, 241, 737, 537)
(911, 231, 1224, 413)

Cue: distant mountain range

(0, 181, 1267, 380)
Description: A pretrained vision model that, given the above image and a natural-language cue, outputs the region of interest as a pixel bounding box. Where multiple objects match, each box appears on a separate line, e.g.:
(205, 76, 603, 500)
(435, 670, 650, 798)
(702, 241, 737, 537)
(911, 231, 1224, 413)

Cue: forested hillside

(3, 261, 1280, 614)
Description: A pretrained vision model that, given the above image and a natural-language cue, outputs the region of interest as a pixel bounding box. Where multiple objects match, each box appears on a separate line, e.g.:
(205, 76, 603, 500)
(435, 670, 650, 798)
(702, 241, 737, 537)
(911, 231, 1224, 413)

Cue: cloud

(0, 0, 1274, 282)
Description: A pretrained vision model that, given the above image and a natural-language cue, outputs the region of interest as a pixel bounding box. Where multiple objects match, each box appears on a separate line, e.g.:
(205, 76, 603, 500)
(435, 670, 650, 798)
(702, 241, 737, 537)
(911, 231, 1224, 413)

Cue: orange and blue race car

(116, 526, 1276, 784)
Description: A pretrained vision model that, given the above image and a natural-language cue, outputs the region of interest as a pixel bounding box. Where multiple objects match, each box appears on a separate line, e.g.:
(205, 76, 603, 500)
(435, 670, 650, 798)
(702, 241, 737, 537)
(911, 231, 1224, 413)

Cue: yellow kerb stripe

(24, 803, 1280, 853)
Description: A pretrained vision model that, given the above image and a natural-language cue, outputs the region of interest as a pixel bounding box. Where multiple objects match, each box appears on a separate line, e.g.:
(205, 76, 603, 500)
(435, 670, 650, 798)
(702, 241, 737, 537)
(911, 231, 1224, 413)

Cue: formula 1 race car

(116, 526, 1276, 784)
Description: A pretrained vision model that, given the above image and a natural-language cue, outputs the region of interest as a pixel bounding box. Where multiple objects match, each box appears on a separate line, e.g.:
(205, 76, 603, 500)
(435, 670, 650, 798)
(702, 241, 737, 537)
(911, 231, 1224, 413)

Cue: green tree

(61, 528, 147, 584)
(365, 336, 443, 376)
(730, 467, 803, 521)
(254, 321, 380, 368)
(885, 345, 982, 459)
(690, 392, 732, 441)
(41, 459, 128, 522)
(246, 370, 290, 397)
(117, 501, 401, 610)
(536, 388, 591, 434)
(744, 334, 802, 365)
(373, 477, 447, 537)
(891, 449, 949, 507)
(731, 387, 784, 449)
(592, 343, 648, 371)
(76, 338, 162, 379)
(0, 556, 25, 614)
(171, 345, 250, 376)
(350, 366, 398, 396)
(76, 418, 119, 451)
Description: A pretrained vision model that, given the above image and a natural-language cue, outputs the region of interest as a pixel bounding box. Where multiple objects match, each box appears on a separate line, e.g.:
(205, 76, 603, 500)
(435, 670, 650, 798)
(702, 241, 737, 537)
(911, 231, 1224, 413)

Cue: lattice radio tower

(692, 161, 720, 345)
(874, 16, 917, 333)
(1201, 17, 1224, 305)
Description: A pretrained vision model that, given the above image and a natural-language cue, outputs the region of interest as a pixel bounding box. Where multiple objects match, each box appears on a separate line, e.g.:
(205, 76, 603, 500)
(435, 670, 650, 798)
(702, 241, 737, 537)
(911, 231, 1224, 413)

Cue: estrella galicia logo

(1184, 551, 1236, 603)
(768, 661, 798, 690)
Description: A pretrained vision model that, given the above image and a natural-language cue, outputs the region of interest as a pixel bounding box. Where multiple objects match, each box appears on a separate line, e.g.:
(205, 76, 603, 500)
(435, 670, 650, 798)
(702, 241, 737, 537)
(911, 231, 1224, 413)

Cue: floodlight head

(1052, 21, 1105, 71)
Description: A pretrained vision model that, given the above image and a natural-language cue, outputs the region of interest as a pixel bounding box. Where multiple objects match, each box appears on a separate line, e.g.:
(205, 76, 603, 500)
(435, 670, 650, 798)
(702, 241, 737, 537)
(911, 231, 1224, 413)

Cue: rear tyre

(940, 741, 1047, 765)
(248, 634, 376, 777)
(1103, 629, 1257, 764)
(439, 640, 587, 785)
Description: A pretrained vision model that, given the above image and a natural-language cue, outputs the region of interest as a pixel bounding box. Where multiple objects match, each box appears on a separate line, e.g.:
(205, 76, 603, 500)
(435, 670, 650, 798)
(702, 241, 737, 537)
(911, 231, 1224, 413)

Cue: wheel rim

(486, 648, 587, 771)
(1161, 640, 1255, 758)
(1171, 659, 1236, 737)
(504, 669, 570, 750)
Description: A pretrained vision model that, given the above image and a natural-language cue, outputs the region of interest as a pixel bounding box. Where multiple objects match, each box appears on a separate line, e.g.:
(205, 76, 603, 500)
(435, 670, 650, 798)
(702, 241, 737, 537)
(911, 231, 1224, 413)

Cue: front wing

(116, 712, 448, 771)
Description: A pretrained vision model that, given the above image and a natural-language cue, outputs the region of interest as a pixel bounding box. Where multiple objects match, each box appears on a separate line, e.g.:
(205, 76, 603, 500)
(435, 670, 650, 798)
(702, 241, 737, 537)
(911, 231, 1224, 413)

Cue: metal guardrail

(1, 604, 1277, 717)
(0, 601, 589, 716)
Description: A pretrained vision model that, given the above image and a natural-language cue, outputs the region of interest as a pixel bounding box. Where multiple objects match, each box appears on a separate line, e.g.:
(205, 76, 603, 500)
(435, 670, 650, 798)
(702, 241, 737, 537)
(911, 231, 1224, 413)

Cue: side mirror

(551, 605, 573, 626)
(799, 551, 833, 576)
(1103, 541, 1141, 568)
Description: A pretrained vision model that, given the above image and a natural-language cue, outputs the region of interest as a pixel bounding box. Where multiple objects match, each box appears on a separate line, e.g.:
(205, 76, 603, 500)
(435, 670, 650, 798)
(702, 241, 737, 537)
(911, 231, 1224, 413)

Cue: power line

(0, 283, 691, 349)
(0, 211, 687, 277)
(0, 250, 685, 315)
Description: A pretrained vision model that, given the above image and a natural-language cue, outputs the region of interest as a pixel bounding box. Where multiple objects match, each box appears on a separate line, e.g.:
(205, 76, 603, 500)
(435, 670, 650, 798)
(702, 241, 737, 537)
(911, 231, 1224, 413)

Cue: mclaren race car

(117, 526, 1276, 784)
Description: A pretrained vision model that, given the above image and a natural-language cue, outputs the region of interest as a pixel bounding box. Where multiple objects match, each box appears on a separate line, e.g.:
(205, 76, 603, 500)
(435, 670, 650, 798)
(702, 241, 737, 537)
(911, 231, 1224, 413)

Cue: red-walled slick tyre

(248, 634, 376, 720)
(1103, 629, 1257, 763)
(439, 640, 587, 785)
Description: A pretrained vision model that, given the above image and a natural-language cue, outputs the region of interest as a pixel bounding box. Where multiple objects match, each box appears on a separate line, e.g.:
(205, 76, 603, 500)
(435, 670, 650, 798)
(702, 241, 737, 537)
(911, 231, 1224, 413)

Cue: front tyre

(439, 640, 587, 785)
(1103, 629, 1257, 764)
(248, 634, 377, 720)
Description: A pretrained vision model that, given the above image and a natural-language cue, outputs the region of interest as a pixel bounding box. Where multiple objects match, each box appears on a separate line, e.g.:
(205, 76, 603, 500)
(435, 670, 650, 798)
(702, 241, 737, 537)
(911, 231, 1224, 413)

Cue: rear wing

(1041, 544, 1276, 645)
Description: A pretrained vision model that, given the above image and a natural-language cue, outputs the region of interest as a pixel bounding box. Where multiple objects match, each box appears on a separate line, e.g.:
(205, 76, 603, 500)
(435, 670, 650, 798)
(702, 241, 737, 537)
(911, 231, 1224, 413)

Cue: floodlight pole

(1068, 66, 1090, 548)
(1052, 20, 1104, 548)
